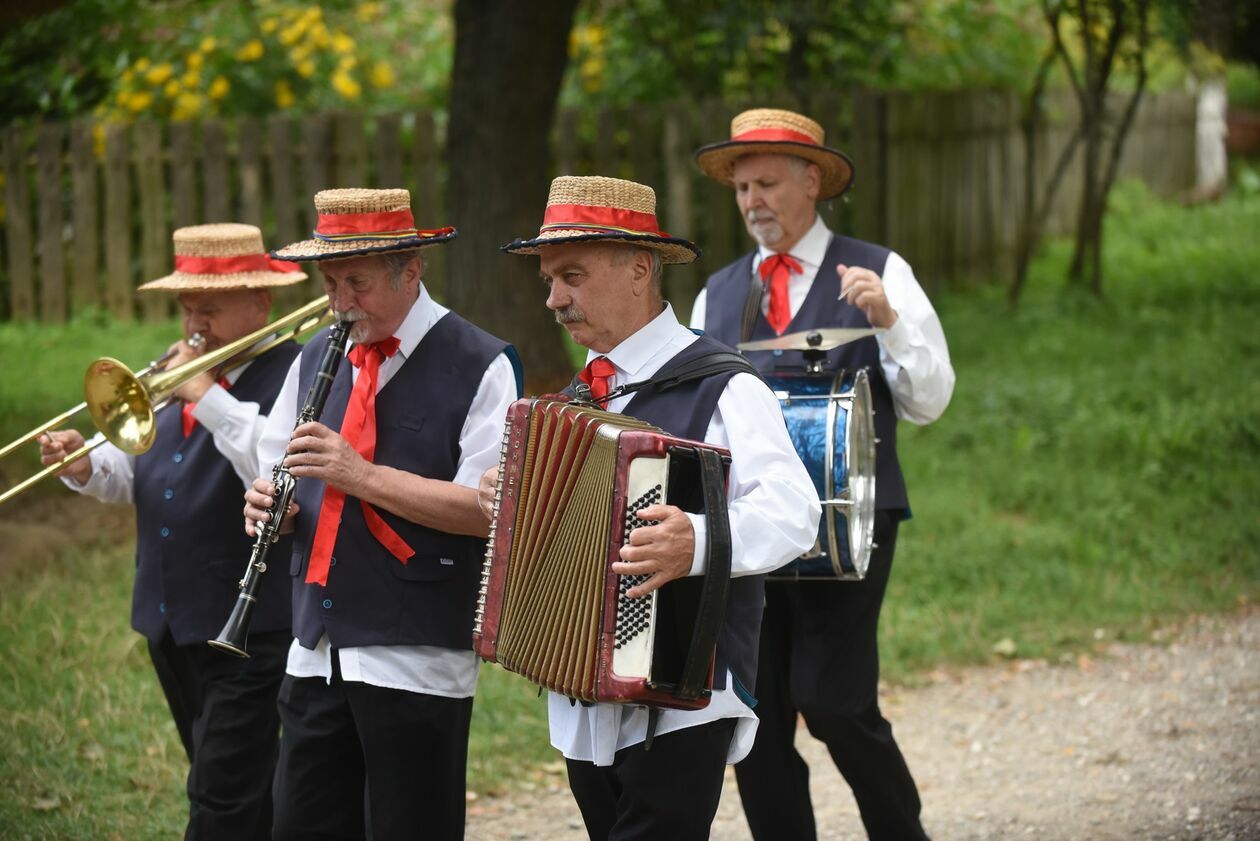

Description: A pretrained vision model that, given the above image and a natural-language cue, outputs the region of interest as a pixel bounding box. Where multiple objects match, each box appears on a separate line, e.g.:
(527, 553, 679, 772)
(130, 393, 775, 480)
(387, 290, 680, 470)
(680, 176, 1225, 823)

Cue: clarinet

(209, 318, 352, 658)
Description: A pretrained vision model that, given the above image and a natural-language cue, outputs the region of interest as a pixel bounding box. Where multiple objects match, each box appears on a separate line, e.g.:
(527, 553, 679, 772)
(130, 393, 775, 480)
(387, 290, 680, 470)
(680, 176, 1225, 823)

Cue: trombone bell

(85, 358, 158, 456)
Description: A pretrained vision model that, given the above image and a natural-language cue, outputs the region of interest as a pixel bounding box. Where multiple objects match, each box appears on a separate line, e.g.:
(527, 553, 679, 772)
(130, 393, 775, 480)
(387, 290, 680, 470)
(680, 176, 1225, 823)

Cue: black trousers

(565, 718, 736, 841)
(735, 511, 928, 841)
(146, 628, 288, 841)
(271, 667, 474, 841)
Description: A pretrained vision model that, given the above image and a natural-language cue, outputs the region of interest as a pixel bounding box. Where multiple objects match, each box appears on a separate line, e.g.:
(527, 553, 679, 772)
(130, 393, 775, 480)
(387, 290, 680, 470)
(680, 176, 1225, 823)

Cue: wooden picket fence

(0, 89, 1196, 322)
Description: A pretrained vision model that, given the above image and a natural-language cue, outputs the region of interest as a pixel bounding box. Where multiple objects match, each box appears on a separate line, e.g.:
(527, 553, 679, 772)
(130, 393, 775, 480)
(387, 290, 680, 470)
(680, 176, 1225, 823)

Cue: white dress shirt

(548, 304, 820, 766)
(63, 359, 265, 502)
(256, 286, 518, 699)
(690, 214, 955, 424)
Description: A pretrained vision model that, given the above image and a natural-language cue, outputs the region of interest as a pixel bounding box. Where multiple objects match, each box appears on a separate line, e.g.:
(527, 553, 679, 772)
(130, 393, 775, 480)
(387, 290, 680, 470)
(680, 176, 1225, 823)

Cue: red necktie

(578, 356, 616, 401)
(758, 253, 803, 335)
(305, 336, 414, 586)
(181, 377, 232, 437)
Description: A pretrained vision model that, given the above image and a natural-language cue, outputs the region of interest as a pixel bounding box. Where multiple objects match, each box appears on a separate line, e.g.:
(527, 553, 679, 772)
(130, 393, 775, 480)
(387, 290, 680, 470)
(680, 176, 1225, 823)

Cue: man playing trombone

(39, 223, 307, 841)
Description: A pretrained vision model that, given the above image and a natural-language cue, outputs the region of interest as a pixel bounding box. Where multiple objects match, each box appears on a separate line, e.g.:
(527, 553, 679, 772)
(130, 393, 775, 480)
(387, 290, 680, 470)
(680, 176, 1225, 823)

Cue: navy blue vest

(132, 340, 300, 645)
(702, 235, 909, 512)
(289, 313, 510, 650)
(568, 334, 765, 697)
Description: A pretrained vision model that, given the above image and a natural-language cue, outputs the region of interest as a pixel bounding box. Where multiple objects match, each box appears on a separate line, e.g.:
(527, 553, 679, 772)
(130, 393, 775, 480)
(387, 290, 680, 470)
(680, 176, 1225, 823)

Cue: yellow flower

(235, 39, 265, 62)
(261, 18, 278, 35)
(296, 59, 316, 78)
(309, 22, 331, 49)
(303, 6, 323, 24)
(275, 79, 296, 109)
(186, 52, 204, 71)
(182, 69, 201, 88)
(331, 71, 361, 100)
(331, 31, 354, 55)
(127, 91, 154, 113)
(337, 55, 357, 72)
(355, 2, 382, 22)
(164, 79, 181, 98)
(291, 44, 312, 63)
(369, 61, 395, 89)
(199, 36, 217, 53)
(145, 63, 173, 86)
(279, 26, 302, 46)
(208, 76, 230, 100)
(121, 67, 134, 83)
(134, 57, 151, 72)
(172, 92, 204, 121)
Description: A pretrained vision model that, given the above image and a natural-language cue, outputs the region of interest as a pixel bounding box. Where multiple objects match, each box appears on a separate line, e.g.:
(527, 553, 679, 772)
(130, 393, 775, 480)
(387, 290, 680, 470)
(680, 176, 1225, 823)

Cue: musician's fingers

(625, 571, 672, 598)
(611, 558, 658, 576)
(290, 421, 331, 442)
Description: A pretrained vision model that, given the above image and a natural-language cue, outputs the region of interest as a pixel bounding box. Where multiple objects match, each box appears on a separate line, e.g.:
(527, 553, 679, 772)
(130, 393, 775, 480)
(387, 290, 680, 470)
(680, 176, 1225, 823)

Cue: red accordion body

(473, 397, 730, 710)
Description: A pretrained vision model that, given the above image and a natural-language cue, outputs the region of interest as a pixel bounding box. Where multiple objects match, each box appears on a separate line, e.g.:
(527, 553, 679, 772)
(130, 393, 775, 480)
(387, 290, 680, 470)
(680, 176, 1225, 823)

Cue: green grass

(1, 181, 1257, 836)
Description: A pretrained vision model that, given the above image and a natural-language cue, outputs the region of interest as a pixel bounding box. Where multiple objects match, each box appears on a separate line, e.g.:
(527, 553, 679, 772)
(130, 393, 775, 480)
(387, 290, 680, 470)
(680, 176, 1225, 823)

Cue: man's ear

(630, 249, 653, 296)
(805, 163, 822, 201)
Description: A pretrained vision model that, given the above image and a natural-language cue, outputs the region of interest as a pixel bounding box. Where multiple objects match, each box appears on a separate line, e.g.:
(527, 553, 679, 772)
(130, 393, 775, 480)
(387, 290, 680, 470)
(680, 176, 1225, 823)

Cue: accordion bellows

(474, 398, 731, 710)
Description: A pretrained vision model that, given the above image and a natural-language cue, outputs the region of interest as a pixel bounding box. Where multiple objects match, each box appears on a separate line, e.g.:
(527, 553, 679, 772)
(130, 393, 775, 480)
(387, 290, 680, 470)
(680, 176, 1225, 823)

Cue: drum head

(840, 370, 876, 578)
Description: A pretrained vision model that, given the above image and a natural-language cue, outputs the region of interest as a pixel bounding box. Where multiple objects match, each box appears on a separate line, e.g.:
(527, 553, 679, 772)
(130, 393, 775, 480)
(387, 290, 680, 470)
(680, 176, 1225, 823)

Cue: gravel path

(466, 609, 1260, 840)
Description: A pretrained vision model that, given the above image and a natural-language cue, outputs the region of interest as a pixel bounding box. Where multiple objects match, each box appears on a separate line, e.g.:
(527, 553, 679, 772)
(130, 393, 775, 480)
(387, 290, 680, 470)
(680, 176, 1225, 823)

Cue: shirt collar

(586, 303, 689, 381)
(755, 214, 832, 270)
(346, 284, 447, 361)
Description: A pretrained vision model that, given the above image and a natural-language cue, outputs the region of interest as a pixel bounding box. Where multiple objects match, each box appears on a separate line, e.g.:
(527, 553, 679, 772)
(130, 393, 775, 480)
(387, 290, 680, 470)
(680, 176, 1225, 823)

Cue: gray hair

(380, 250, 425, 290)
(612, 244, 663, 300)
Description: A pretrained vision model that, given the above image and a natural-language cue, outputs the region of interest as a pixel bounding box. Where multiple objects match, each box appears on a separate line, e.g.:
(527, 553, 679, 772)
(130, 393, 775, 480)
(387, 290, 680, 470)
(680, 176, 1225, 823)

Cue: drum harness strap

(570, 350, 755, 749)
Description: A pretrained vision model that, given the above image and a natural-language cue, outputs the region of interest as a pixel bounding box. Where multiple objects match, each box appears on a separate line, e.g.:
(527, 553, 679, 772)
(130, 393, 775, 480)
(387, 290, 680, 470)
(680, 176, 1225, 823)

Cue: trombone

(0, 296, 334, 506)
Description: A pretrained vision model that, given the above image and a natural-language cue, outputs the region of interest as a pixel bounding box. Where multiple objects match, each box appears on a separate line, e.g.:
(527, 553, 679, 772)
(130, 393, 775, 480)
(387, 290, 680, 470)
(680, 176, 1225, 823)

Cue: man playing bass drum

(39, 223, 307, 840)
(692, 108, 955, 841)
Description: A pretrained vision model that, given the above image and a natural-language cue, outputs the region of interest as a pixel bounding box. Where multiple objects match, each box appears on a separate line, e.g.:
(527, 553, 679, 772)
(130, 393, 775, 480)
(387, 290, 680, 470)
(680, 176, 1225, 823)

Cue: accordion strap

(674, 445, 732, 701)
(571, 349, 762, 405)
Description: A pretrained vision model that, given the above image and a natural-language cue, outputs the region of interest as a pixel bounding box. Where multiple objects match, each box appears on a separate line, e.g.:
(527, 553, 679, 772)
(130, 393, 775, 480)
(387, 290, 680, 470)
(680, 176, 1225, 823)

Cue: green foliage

(0, 0, 151, 124)
(883, 181, 1260, 677)
(0, 0, 452, 125)
(0, 186, 1257, 832)
(1227, 61, 1260, 109)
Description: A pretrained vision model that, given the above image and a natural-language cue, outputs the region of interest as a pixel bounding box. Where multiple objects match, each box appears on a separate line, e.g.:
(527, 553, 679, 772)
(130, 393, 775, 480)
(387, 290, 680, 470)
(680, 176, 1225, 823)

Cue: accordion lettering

(473, 397, 732, 710)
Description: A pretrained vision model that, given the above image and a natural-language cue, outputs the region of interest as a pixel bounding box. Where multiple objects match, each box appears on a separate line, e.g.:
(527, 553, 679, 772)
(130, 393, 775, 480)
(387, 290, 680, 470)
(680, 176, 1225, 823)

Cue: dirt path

(466, 609, 1260, 840)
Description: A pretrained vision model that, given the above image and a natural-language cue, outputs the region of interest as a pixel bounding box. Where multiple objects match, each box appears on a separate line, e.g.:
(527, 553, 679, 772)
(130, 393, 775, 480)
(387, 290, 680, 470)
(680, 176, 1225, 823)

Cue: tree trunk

(447, 0, 581, 391)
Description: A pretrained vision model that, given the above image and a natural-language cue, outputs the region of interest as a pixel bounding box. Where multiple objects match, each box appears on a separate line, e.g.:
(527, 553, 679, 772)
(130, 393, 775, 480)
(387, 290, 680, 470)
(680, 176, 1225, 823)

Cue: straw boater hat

(694, 108, 855, 200)
(502, 175, 698, 264)
(137, 223, 307, 292)
(271, 188, 456, 262)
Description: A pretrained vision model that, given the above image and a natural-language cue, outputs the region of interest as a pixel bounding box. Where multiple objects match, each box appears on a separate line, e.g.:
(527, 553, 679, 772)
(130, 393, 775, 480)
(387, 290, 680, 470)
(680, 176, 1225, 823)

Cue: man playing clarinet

(243, 188, 520, 841)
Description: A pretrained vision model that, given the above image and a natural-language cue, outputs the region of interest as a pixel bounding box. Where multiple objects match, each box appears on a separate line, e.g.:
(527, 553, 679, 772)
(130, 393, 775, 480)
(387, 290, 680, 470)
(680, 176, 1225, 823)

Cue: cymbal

(738, 327, 884, 352)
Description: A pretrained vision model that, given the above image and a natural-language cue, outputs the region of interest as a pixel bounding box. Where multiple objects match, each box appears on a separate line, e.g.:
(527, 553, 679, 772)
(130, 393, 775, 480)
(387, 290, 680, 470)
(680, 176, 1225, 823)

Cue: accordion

(473, 397, 733, 710)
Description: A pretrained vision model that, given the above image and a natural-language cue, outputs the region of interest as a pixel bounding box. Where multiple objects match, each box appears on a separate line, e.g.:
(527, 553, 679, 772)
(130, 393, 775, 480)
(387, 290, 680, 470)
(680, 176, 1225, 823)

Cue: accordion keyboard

(615, 483, 662, 650)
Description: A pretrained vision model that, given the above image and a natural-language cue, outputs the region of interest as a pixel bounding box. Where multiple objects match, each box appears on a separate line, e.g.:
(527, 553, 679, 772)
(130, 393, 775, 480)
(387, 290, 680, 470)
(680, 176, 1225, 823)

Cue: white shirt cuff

(685, 512, 707, 576)
(189, 383, 234, 432)
(877, 312, 916, 358)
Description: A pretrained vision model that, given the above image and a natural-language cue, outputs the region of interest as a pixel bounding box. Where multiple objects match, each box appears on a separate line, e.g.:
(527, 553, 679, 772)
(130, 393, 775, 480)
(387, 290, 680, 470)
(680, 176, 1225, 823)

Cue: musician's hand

(243, 477, 299, 537)
(477, 467, 500, 523)
(167, 338, 217, 403)
(39, 429, 91, 484)
(282, 421, 372, 496)
(837, 263, 898, 329)
(612, 504, 695, 598)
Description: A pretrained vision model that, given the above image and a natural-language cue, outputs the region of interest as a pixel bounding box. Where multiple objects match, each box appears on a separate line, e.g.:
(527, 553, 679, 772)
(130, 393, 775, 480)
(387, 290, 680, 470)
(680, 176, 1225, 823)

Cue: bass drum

(767, 368, 876, 580)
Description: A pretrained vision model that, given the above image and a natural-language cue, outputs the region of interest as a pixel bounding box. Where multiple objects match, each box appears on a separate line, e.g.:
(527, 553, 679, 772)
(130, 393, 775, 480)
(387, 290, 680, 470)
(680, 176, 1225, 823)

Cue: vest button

(172, 453, 183, 463)
(163, 489, 174, 500)
(322, 599, 333, 609)
(159, 602, 166, 613)
(160, 527, 170, 538)
(772, 349, 783, 357)
(329, 556, 337, 567)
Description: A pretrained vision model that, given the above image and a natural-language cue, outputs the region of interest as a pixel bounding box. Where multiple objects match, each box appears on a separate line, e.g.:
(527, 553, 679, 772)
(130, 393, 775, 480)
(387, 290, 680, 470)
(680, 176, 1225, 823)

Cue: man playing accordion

(480, 175, 820, 841)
